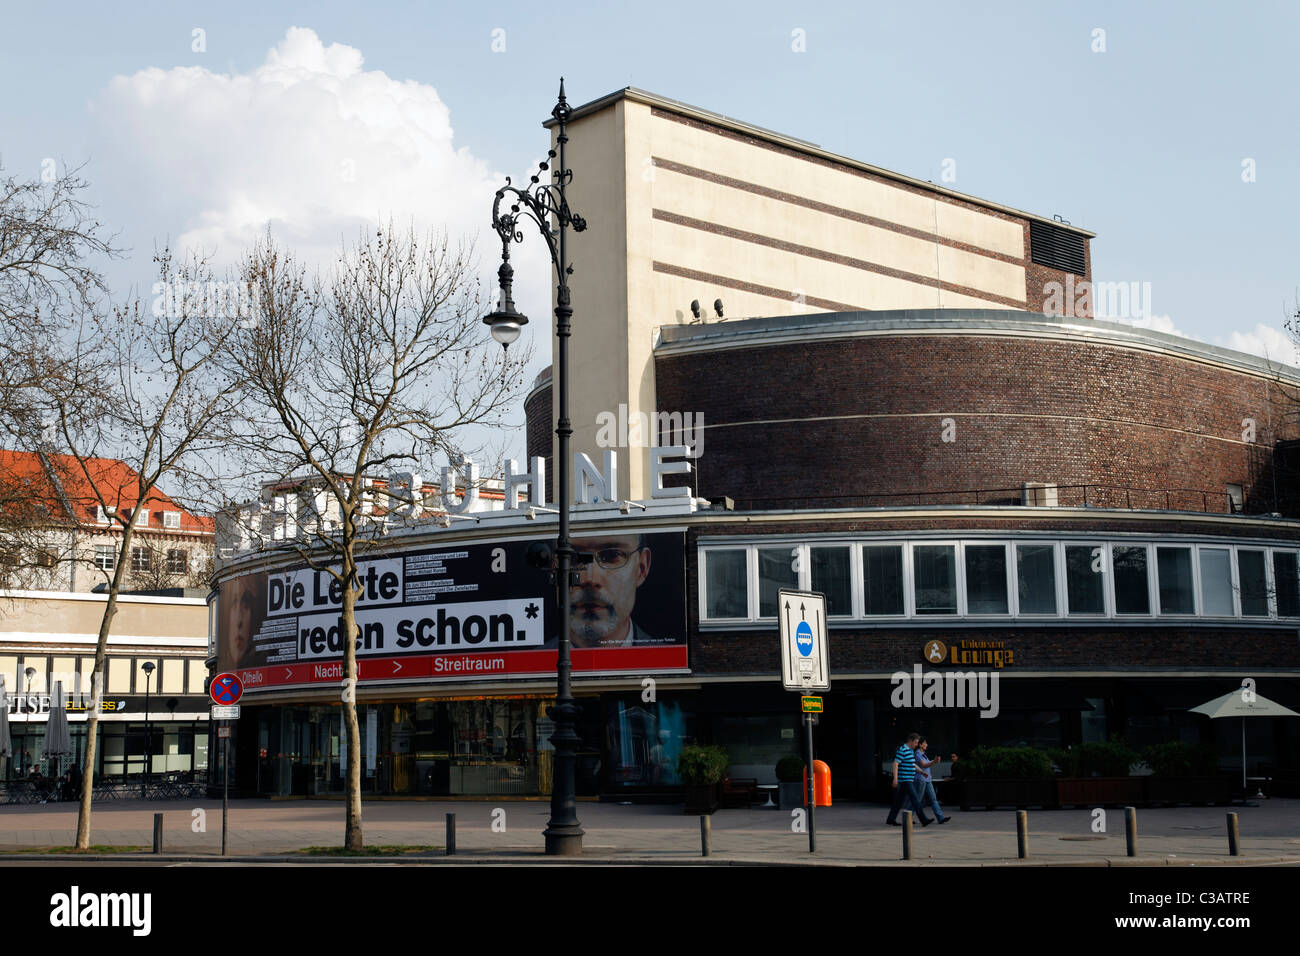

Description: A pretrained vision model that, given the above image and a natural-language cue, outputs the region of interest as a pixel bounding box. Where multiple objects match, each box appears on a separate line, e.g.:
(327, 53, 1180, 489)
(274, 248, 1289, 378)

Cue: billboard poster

(218, 530, 688, 692)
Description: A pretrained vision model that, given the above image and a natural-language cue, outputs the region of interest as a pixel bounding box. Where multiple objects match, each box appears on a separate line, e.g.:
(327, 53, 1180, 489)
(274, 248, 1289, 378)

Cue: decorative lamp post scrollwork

(483, 78, 588, 856)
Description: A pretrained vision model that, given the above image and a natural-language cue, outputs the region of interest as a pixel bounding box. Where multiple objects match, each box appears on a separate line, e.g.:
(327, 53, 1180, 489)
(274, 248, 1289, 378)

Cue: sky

(2, 0, 1298, 466)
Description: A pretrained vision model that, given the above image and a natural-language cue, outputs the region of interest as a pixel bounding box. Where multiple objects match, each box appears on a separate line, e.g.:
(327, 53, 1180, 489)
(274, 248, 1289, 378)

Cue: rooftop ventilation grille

(1030, 221, 1087, 276)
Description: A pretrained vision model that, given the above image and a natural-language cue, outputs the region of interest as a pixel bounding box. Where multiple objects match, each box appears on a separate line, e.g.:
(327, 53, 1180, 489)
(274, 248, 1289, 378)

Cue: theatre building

(211, 87, 1300, 799)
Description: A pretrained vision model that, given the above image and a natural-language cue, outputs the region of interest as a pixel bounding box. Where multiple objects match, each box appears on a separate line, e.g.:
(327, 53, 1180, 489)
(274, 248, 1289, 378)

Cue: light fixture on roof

(619, 500, 647, 514)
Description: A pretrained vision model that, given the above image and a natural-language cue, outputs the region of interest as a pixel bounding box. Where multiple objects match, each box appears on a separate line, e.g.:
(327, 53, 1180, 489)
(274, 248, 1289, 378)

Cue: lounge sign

(922, 639, 1015, 668)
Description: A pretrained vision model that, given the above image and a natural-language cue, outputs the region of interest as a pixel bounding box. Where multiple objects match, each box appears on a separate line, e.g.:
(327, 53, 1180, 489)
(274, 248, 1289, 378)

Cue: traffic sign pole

(805, 709, 816, 854)
(222, 723, 229, 856)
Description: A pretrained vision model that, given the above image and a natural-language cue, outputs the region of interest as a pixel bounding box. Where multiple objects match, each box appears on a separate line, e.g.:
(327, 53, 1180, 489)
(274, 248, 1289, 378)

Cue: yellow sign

(801, 696, 823, 713)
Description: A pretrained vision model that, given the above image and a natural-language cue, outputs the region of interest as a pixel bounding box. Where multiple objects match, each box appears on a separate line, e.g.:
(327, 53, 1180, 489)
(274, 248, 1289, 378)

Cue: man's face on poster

(569, 534, 651, 647)
(224, 578, 257, 666)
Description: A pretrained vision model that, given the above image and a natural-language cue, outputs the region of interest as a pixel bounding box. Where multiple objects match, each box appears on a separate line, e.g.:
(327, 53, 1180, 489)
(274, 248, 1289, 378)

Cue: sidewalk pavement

(1, 797, 1296, 865)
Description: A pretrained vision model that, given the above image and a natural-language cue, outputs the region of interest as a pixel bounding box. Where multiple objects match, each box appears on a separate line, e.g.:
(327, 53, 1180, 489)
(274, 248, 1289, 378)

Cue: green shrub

(1074, 739, 1138, 777)
(1141, 741, 1217, 776)
(952, 746, 1053, 779)
(677, 745, 729, 785)
(775, 755, 805, 783)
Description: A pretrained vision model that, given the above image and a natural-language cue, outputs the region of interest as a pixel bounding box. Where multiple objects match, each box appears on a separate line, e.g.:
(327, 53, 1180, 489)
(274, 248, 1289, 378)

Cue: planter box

(683, 783, 719, 815)
(778, 781, 804, 810)
(957, 778, 1059, 810)
(1144, 776, 1231, 806)
(1057, 777, 1145, 807)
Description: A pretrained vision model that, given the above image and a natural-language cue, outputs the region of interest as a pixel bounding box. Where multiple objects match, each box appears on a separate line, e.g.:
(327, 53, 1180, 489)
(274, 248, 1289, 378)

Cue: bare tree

(36, 248, 245, 848)
(231, 225, 528, 850)
(0, 162, 122, 586)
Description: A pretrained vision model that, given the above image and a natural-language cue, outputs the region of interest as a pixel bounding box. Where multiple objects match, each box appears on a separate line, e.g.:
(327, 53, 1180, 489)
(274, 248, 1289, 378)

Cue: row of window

(700, 539, 1300, 622)
(0, 654, 207, 696)
(94, 545, 189, 573)
(96, 506, 183, 529)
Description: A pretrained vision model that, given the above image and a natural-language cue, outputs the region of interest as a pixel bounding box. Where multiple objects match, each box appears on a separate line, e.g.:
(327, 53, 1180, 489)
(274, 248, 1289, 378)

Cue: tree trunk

(75, 543, 130, 849)
(341, 547, 363, 851)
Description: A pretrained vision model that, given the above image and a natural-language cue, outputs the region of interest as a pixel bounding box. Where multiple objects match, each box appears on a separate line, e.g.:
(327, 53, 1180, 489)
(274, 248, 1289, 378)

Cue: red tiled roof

(0, 450, 214, 534)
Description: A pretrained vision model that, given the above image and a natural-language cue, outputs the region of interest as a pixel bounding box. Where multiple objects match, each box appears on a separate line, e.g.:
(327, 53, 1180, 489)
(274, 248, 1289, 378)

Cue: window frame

(94, 545, 116, 571)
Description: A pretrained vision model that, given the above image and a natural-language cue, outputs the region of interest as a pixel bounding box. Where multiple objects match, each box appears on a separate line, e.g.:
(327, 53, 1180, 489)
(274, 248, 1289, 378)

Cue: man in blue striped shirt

(885, 732, 934, 826)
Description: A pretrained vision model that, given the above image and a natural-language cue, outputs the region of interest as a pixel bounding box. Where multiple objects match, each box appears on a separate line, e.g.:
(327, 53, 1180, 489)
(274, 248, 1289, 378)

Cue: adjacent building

(0, 450, 212, 782)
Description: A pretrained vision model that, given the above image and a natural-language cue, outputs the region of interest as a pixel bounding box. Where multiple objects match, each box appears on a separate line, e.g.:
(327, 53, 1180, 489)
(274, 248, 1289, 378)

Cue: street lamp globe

(482, 307, 527, 348)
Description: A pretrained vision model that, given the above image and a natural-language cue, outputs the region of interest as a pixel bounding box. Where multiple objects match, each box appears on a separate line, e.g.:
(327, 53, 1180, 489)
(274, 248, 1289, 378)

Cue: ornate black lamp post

(483, 78, 588, 856)
(141, 661, 155, 795)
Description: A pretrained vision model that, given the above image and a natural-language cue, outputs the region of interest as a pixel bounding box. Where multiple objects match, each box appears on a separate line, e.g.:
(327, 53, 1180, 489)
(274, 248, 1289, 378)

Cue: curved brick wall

(656, 332, 1300, 512)
(524, 378, 554, 503)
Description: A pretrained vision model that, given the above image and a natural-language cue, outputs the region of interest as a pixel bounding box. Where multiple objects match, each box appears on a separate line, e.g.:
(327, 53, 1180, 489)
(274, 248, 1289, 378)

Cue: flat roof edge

(548, 87, 1097, 239)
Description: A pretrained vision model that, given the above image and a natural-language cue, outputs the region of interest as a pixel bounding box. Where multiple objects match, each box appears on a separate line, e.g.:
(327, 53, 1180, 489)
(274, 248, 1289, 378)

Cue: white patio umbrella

(44, 680, 73, 798)
(1190, 685, 1299, 792)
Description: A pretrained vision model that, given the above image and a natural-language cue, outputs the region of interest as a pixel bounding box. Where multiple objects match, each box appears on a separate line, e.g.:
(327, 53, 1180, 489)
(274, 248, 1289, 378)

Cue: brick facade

(657, 332, 1299, 512)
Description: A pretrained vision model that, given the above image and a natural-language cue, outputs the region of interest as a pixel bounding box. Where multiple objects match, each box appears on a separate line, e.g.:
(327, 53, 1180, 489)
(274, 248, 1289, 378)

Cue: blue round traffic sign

(210, 673, 244, 705)
(795, 620, 814, 657)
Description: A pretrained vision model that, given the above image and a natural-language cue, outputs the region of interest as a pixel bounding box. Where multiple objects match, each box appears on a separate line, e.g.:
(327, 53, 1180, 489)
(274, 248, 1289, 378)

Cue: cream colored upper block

(648, 113, 1024, 258)
(0, 597, 206, 638)
(653, 167, 1025, 301)
(654, 217, 973, 311)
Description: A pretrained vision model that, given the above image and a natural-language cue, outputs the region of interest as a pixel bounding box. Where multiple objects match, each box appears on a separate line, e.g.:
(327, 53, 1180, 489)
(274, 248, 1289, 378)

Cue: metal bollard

(901, 810, 913, 860)
(445, 812, 456, 856)
(1016, 810, 1029, 859)
(700, 815, 711, 857)
(152, 813, 163, 854)
(1124, 806, 1137, 857)
(1226, 812, 1240, 856)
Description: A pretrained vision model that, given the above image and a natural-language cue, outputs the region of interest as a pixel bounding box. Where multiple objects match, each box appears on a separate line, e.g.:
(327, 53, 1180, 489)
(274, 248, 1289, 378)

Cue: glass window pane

(705, 550, 748, 619)
(50, 656, 77, 696)
(187, 659, 207, 694)
(913, 545, 957, 615)
(1112, 545, 1150, 614)
(810, 547, 851, 616)
(1157, 547, 1194, 614)
(1065, 546, 1105, 614)
(162, 658, 185, 694)
(1273, 552, 1299, 617)
(1199, 548, 1234, 616)
(22, 657, 46, 693)
(758, 547, 798, 617)
(1239, 550, 1268, 616)
(862, 546, 904, 615)
(964, 545, 1008, 614)
(108, 657, 131, 693)
(1016, 545, 1057, 614)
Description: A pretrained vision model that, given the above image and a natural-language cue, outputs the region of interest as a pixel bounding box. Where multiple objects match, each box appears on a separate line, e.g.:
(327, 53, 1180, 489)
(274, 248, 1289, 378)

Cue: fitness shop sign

(217, 532, 687, 692)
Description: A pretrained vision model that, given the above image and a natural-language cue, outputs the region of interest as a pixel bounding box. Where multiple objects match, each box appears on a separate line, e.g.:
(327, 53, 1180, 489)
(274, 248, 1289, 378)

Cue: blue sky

(3, 0, 1298, 461)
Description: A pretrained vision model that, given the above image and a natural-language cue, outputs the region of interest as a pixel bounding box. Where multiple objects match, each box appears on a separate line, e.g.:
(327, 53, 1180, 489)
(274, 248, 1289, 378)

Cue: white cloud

(1221, 323, 1299, 366)
(1111, 313, 1190, 338)
(87, 26, 553, 464)
(89, 26, 548, 300)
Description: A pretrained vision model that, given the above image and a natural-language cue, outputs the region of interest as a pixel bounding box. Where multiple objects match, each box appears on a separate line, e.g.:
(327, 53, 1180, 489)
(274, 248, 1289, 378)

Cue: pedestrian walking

(885, 732, 933, 827)
(914, 737, 950, 823)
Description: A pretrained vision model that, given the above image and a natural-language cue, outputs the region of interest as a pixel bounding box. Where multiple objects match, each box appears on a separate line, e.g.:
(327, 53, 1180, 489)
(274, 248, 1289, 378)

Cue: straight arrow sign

(778, 588, 829, 692)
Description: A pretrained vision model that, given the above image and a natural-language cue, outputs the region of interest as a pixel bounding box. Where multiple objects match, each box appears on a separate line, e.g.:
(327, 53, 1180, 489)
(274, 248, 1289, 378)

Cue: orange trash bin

(801, 760, 832, 807)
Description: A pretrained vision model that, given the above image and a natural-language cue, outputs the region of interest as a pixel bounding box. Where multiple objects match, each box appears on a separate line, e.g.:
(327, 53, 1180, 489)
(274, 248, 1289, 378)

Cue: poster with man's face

(216, 531, 687, 691)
